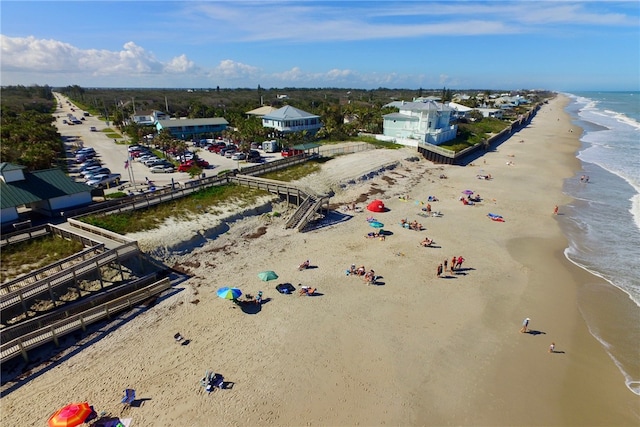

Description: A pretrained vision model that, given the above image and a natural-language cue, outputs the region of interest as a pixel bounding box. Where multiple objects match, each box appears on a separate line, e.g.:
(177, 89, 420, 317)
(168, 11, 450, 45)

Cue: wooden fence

(0, 278, 171, 363)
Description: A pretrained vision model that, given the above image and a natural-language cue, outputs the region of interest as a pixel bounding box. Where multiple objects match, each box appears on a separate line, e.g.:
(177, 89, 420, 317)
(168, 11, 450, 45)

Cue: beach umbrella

(369, 221, 384, 228)
(462, 190, 474, 195)
(216, 287, 242, 300)
(48, 402, 92, 427)
(258, 270, 278, 282)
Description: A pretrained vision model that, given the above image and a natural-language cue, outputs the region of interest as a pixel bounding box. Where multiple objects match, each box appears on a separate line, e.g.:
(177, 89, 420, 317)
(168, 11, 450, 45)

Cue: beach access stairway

(0, 277, 171, 364)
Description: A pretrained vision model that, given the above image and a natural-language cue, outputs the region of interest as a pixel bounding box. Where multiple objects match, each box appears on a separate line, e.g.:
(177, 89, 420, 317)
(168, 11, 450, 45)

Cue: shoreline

(2, 95, 638, 426)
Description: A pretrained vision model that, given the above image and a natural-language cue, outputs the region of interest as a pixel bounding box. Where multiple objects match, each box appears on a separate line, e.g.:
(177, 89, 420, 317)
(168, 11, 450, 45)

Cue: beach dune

(2, 95, 638, 426)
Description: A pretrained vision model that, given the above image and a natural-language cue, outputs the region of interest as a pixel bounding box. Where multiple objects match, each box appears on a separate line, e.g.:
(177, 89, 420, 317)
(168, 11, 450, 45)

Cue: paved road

(52, 92, 283, 192)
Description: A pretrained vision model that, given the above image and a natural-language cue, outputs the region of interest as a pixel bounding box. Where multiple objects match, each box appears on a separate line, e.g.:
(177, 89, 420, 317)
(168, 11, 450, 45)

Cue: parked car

(80, 166, 102, 176)
(76, 147, 96, 155)
(150, 164, 176, 173)
(130, 149, 151, 158)
(207, 142, 227, 153)
(84, 168, 111, 180)
(90, 126, 97, 132)
(141, 156, 161, 166)
(247, 150, 262, 162)
(62, 119, 68, 124)
(87, 173, 121, 188)
(76, 153, 96, 163)
(231, 152, 246, 161)
(177, 158, 209, 172)
(146, 159, 172, 168)
(79, 160, 102, 171)
(281, 148, 304, 157)
(224, 149, 237, 158)
(219, 145, 237, 156)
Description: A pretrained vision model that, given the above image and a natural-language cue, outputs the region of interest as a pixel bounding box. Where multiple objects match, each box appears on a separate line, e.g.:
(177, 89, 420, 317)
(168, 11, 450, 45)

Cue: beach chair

(120, 389, 135, 413)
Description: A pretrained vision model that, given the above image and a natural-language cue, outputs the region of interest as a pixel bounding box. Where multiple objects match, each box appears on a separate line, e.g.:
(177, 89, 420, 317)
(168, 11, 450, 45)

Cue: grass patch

(81, 184, 271, 234)
(1, 235, 84, 282)
(105, 191, 128, 199)
(260, 159, 323, 182)
(440, 118, 510, 152)
(105, 132, 122, 139)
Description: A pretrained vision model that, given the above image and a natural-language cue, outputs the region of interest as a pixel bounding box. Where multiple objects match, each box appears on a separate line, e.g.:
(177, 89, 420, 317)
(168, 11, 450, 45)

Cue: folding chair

(121, 388, 136, 412)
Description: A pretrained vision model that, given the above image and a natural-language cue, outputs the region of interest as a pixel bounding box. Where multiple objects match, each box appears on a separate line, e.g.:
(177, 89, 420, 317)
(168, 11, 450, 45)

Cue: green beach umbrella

(258, 270, 278, 282)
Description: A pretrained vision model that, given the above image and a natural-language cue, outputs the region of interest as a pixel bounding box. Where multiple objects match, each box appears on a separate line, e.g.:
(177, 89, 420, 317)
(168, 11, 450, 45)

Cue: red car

(178, 158, 209, 172)
(207, 142, 227, 153)
(281, 148, 304, 157)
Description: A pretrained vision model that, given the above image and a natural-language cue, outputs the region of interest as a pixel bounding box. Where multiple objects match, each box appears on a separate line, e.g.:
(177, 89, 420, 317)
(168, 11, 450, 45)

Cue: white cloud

(183, 1, 637, 44)
(0, 36, 196, 78)
(209, 59, 260, 82)
(164, 54, 196, 73)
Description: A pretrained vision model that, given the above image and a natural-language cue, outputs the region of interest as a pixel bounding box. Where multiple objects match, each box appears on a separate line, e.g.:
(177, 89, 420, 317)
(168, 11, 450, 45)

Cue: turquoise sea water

(563, 91, 640, 395)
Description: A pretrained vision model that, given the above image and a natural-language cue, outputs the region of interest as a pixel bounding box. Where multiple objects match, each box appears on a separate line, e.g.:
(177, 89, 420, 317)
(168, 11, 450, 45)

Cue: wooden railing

(0, 224, 50, 246)
(1, 273, 161, 343)
(0, 241, 140, 317)
(0, 244, 106, 295)
(0, 278, 171, 363)
(67, 218, 136, 245)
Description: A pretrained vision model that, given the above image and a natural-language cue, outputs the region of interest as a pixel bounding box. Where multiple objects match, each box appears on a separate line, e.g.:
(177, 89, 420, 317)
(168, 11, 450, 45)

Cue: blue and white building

(261, 106, 322, 135)
(382, 100, 457, 146)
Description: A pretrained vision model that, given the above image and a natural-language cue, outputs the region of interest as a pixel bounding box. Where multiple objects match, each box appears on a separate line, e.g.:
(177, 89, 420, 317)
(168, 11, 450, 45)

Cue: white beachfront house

(382, 100, 457, 146)
(131, 110, 170, 126)
(475, 108, 504, 119)
(447, 102, 474, 120)
(261, 105, 322, 135)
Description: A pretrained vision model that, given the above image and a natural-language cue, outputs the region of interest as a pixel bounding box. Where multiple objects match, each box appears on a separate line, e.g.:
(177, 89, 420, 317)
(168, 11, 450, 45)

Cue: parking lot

(53, 93, 285, 192)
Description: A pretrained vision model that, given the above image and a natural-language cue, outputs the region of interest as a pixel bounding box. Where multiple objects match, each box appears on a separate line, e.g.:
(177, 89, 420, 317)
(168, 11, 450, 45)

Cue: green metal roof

(0, 162, 26, 172)
(1, 167, 93, 209)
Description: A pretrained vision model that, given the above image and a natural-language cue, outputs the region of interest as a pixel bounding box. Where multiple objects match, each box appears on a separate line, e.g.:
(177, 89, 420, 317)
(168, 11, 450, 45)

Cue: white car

(231, 152, 246, 161)
(150, 164, 176, 173)
(87, 173, 121, 188)
(141, 156, 161, 166)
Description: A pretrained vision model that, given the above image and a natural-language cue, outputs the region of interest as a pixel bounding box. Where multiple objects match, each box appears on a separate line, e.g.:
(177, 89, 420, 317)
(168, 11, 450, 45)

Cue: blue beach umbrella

(369, 221, 384, 229)
(217, 287, 242, 300)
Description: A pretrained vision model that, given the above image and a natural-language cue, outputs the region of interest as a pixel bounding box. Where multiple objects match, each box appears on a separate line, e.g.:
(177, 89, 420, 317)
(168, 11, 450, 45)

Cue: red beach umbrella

(48, 402, 92, 427)
(367, 199, 386, 213)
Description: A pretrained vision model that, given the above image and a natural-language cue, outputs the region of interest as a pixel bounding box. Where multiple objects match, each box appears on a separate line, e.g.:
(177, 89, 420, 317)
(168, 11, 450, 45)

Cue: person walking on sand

(451, 256, 457, 272)
(444, 259, 448, 272)
(456, 256, 465, 270)
(520, 318, 530, 333)
(437, 263, 443, 277)
(549, 342, 555, 353)
(553, 205, 559, 215)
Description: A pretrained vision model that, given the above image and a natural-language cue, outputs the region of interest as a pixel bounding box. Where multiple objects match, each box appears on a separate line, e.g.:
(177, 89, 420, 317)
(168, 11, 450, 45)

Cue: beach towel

(487, 213, 505, 222)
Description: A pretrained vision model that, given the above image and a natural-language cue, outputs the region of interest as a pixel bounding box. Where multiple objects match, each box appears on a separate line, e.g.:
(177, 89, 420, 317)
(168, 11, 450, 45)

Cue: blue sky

(1, 1, 638, 91)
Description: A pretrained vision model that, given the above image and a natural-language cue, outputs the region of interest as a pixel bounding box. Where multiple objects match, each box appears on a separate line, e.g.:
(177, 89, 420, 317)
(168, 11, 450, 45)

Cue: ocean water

(562, 91, 640, 395)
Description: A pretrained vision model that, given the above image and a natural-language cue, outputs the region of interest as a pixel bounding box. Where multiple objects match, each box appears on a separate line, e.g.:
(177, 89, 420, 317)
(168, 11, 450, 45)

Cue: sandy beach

(2, 95, 638, 426)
